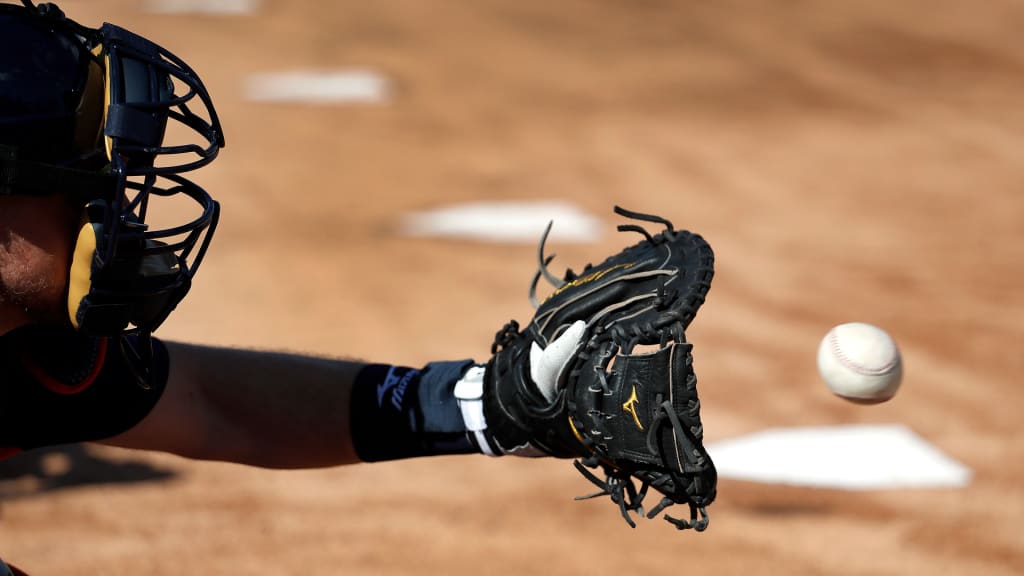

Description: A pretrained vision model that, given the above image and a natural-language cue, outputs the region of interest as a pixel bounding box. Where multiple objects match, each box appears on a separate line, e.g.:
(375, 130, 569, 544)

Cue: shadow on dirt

(0, 444, 176, 501)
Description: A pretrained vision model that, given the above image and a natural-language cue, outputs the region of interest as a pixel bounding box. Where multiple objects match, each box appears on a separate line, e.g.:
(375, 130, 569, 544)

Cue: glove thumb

(530, 320, 586, 403)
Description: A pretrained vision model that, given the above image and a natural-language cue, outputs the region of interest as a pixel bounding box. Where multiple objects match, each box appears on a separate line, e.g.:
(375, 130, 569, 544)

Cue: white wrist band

(453, 365, 496, 456)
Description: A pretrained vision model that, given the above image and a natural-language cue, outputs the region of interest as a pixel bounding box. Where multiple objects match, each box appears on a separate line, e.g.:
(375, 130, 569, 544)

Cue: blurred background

(1, 0, 1022, 574)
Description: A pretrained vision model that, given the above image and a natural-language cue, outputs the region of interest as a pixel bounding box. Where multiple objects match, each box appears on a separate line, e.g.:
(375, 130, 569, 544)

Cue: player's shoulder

(2, 324, 108, 390)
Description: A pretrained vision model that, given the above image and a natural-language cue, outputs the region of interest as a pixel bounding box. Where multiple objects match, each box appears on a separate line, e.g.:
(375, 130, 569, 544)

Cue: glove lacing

(571, 397, 711, 532)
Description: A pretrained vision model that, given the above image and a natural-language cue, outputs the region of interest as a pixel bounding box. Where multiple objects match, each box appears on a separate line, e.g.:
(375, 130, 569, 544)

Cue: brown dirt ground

(3, 0, 1023, 574)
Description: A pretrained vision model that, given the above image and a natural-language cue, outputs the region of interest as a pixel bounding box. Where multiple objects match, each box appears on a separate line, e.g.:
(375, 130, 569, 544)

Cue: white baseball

(817, 322, 902, 403)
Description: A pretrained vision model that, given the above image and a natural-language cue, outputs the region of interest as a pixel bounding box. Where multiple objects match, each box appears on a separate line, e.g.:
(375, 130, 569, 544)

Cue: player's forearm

(106, 342, 363, 468)
(105, 338, 570, 468)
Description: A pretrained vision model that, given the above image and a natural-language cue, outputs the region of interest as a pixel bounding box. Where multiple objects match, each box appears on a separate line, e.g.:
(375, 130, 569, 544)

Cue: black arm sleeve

(0, 325, 168, 453)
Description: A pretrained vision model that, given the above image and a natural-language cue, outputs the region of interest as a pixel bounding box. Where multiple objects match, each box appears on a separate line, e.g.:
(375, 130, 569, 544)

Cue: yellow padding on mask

(74, 51, 106, 158)
(99, 47, 114, 162)
(67, 212, 101, 329)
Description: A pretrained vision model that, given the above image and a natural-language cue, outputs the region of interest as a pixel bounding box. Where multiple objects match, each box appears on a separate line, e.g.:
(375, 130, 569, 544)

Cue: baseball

(816, 322, 903, 404)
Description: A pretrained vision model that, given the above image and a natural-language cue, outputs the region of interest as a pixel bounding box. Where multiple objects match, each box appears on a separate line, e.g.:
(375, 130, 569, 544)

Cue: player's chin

(0, 277, 70, 329)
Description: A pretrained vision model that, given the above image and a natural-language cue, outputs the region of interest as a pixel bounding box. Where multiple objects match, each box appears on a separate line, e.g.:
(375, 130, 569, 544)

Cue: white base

(400, 200, 601, 243)
(245, 70, 390, 104)
(146, 0, 260, 14)
(707, 424, 971, 490)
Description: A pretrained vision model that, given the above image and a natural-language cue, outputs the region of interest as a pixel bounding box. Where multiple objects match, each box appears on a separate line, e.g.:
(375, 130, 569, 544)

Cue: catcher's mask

(0, 1, 223, 337)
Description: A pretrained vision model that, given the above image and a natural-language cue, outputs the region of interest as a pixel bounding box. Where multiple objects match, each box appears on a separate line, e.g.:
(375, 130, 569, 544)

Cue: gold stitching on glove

(550, 262, 635, 299)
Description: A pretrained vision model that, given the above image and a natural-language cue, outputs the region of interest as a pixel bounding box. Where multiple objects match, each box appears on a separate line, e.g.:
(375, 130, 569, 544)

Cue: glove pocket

(582, 344, 681, 465)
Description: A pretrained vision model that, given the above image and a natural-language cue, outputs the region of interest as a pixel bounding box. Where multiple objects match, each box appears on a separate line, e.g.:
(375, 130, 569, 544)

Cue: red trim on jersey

(18, 337, 108, 395)
(0, 446, 21, 461)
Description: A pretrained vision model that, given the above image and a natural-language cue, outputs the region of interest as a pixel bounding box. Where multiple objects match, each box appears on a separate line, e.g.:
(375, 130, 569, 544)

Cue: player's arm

(101, 342, 364, 468)
(0, 320, 565, 468)
(102, 331, 583, 469)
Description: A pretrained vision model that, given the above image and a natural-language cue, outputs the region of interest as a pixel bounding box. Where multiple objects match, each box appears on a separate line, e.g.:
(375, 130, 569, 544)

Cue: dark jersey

(0, 324, 167, 459)
(0, 557, 27, 575)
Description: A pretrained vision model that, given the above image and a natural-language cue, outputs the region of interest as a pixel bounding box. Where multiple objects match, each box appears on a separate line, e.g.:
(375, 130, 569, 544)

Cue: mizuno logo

(377, 367, 418, 410)
(622, 385, 643, 430)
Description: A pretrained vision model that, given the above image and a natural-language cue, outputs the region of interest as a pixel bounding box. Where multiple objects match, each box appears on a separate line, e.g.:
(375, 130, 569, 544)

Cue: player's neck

(0, 304, 31, 336)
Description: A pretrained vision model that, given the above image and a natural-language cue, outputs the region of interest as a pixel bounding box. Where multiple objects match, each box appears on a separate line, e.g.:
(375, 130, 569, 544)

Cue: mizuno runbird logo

(377, 367, 417, 410)
(622, 385, 643, 430)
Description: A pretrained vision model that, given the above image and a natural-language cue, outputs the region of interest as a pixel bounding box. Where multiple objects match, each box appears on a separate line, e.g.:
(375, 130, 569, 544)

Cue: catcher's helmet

(0, 1, 223, 337)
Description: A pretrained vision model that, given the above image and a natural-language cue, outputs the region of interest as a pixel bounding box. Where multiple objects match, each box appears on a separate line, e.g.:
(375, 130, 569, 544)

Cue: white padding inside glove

(530, 320, 586, 403)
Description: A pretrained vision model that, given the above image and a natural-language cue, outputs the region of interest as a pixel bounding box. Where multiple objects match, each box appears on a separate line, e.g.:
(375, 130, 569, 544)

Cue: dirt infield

(2, 1, 1023, 574)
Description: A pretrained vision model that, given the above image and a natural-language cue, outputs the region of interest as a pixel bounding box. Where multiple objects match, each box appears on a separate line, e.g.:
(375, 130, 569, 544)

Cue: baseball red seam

(828, 329, 898, 376)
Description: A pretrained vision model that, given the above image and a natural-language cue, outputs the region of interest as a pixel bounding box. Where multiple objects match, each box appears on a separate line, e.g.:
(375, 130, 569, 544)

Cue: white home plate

(146, 0, 259, 14)
(245, 70, 390, 104)
(707, 424, 972, 490)
(399, 200, 602, 243)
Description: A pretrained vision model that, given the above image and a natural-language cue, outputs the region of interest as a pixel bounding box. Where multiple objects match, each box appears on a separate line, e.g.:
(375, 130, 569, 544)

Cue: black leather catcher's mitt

(483, 206, 717, 531)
